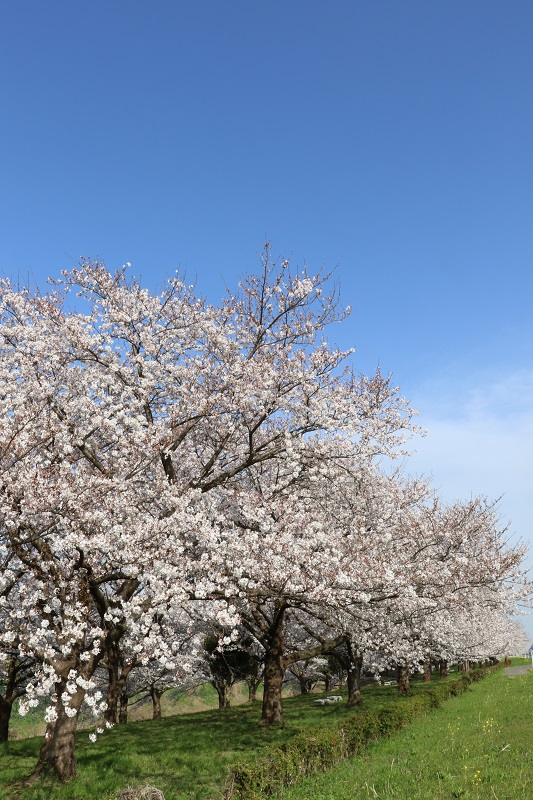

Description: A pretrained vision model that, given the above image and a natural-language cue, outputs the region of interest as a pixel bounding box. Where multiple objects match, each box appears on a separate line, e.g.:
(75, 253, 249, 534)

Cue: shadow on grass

(0, 675, 460, 800)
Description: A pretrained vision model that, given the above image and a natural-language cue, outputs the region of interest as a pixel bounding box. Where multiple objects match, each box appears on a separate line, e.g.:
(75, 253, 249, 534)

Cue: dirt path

(505, 664, 532, 676)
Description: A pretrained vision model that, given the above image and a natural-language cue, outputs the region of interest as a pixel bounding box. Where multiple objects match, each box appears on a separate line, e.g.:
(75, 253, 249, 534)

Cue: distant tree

(287, 658, 327, 695)
(0, 649, 36, 742)
(202, 634, 261, 709)
(0, 572, 40, 741)
(323, 653, 346, 690)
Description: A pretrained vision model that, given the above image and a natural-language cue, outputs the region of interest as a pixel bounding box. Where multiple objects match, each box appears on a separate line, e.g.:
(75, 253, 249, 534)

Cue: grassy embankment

(278, 660, 533, 800)
(5, 682, 250, 742)
(0, 661, 530, 800)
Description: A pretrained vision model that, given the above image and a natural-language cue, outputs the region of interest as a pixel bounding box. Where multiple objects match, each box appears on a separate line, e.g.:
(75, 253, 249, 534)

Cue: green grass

(276, 663, 533, 800)
(5, 682, 235, 742)
(0, 664, 529, 800)
(0, 679, 431, 800)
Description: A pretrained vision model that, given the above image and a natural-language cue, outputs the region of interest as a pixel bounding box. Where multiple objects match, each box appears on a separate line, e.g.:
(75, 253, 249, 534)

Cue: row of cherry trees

(0, 254, 530, 781)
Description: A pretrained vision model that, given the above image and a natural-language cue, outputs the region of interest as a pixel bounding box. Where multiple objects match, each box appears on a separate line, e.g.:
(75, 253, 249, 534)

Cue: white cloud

(405, 368, 533, 642)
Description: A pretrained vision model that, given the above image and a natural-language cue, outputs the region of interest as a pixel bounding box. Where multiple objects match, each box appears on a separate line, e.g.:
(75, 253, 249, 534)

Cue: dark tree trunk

(261, 614, 286, 726)
(246, 677, 260, 702)
(248, 685, 257, 703)
(150, 686, 163, 719)
(439, 659, 448, 678)
(0, 655, 22, 743)
(397, 664, 411, 696)
(346, 648, 364, 706)
(34, 713, 78, 781)
(0, 696, 12, 743)
(105, 665, 121, 726)
(422, 660, 432, 682)
(104, 645, 132, 726)
(249, 603, 343, 726)
(298, 678, 310, 694)
(214, 682, 230, 709)
(27, 644, 102, 784)
(261, 655, 284, 724)
(118, 690, 128, 724)
(29, 685, 85, 782)
(324, 672, 332, 692)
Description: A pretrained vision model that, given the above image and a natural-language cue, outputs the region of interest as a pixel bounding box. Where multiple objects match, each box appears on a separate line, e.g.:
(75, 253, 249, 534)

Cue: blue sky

(1, 1, 532, 640)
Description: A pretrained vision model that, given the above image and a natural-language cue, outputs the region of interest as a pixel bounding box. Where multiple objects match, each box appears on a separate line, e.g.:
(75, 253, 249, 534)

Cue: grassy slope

(0, 679, 437, 800)
(278, 663, 533, 800)
(1, 663, 530, 800)
(5, 682, 249, 742)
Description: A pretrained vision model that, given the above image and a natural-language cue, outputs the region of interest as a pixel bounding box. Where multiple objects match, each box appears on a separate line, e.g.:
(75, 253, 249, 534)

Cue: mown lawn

(0, 664, 529, 800)
(278, 663, 533, 800)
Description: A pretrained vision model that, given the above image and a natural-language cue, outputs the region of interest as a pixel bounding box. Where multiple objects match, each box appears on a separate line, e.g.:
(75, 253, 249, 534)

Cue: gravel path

(505, 665, 533, 676)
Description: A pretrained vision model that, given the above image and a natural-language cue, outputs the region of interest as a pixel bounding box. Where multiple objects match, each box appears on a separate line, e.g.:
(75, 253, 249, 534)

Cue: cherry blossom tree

(2, 252, 528, 784)
(0, 253, 420, 777)
(346, 496, 530, 695)
(202, 632, 261, 709)
(0, 644, 36, 742)
(287, 657, 327, 695)
(203, 457, 426, 724)
(0, 560, 41, 740)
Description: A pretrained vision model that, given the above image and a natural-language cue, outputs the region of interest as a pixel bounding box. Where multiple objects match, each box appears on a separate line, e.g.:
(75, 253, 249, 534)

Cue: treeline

(0, 252, 530, 782)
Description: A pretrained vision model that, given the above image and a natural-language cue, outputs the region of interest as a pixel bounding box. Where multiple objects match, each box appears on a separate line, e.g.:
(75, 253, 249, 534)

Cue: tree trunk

(118, 690, 128, 724)
(252, 604, 343, 726)
(246, 678, 260, 702)
(397, 664, 410, 696)
(29, 686, 85, 782)
(27, 647, 101, 784)
(0, 656, 21, 743)
(34, 714, 78, 781)
(439, 659, 448, 678)
(213, 681, 230, 709)
(261, 618, 286, 725)
(324, 671, 332, 692)
(105, 663, 121, 726)
(104, 646, 132, 726)
(150, 686, 163, 719)
(422, 660, 432, 682)
(298, 678, 310, 694)
(0, 696, 12, 743)
(346, 651, 364, 706)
